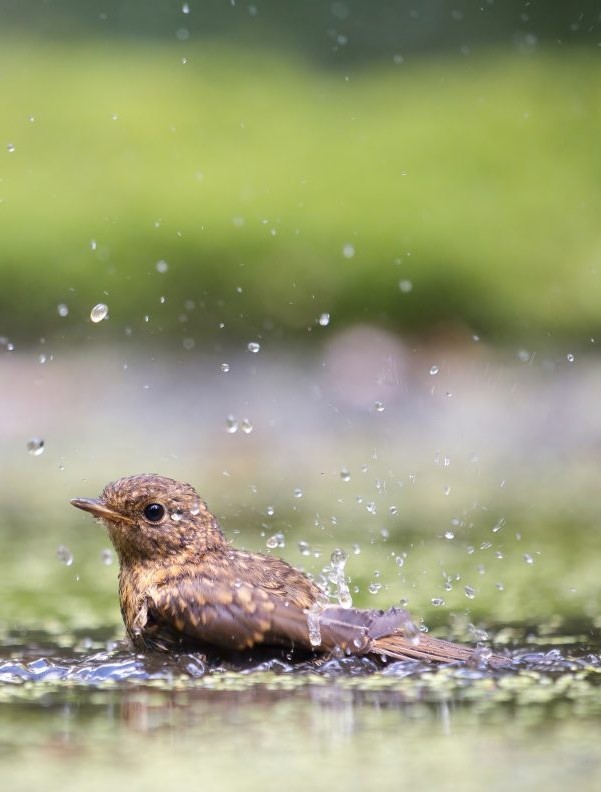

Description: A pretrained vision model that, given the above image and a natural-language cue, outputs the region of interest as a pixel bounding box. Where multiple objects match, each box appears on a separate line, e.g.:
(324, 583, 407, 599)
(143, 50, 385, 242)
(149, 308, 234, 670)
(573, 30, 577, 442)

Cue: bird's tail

(317, 605, 509, 668)
(372, 631, 509, 668)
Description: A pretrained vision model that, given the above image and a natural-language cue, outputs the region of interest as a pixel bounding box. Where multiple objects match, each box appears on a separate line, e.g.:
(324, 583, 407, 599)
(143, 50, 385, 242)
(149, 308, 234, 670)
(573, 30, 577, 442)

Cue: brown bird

(71, 474, 508, 667)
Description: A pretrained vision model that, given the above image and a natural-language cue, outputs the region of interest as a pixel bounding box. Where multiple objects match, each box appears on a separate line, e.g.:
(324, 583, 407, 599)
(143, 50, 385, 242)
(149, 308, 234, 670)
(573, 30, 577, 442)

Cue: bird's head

(71, 474, 226, 563)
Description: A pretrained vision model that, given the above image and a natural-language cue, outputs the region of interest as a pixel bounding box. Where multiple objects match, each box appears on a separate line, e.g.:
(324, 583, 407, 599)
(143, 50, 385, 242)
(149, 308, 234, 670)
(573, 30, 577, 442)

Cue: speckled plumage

(71, 474, 508, 666)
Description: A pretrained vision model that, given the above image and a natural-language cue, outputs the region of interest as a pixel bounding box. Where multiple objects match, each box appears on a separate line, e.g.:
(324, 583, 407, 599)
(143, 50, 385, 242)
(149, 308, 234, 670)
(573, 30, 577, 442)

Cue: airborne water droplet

(431, 597, 445, 607)
(430, 364, 439, 376)
(247, 341, 261, 354)
(266, 532, 285, 549)
(340, 468, 351, 482)
(464, 585, 476, 599)
(27, 437, 45, 456)
(57, 303, 69, 317)
(241, 418, 253, 434)
(293, 488, 303, 499)
(225, 416, 238, 433)
(220, 362, 230, 373)
(399, 279, 413, 293)
(342, 243, 355, 259)
(90, 303, 108, 323)
(318, 313, 330, 326)
(374, 401, 384, 412)
(56, 545, 73, 566)
(156, 259, 169, 273)
(101, 549, 114, 565)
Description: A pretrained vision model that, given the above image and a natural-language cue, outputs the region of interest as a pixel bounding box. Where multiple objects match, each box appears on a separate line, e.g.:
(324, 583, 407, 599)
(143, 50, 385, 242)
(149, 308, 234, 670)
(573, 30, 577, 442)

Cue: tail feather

(373, 631, 509, 668)
(316, 605, 509, 667)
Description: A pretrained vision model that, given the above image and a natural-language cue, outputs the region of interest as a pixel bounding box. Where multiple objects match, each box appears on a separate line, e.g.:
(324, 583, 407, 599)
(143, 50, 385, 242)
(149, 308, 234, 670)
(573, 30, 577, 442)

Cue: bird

(70, 474, 508, 668)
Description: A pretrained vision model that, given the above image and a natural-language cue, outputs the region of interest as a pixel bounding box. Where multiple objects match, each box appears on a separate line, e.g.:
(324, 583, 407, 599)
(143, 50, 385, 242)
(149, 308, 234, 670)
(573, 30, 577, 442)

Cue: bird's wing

(142, 574, 406, 654)
(144, 575, 314, 652)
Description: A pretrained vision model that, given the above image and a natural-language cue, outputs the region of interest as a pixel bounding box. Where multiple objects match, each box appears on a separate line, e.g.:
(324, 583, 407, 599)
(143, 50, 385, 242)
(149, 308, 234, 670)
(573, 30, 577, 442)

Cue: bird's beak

(70, 497, 133, 525)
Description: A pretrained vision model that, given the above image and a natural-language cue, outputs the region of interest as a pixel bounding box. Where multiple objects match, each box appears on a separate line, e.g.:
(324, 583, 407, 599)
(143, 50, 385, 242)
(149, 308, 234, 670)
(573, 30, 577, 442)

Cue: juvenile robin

(71, 474, 508, 667)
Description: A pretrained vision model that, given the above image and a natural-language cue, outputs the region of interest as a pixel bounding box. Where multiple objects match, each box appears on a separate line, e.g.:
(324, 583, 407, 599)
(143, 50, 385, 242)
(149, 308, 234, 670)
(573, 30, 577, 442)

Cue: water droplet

(27, 437, 45, 456)
(352, 543, 361, 555)
(330, 547, 347, 567)
(366, 502, 376, 514)
(338, 588, 353, 608)
(395, 556, 404, 567)
(492, 518, 506, 533)
(388, 506, 398, 516)
(342, 243, 355, 259)
(171, 509, 184, 522)
(57, 303, 69, 317)
(247, 341, 261, 354)
(523, 553, 534, 565)
(464, 585, 476, 599)
(56, 545, 73, 566)
(298, 540, 311, 556)
(266, 505, 275, 517)
(444, 530, 455, 540)
(225, 416, 238, 433)
(368, 582, 382, 594)
(431, 598, 445, 607)
(156, 259, 169, 273)
(340, 467, 351, 482)
(182, 338, 195, 350)
(374, 400, 384, 412)
(430, 364, 439, 376)
(517, 349, 530, 363)
(399, 612, 421, 645)
(306, 604, 323, 646)
(399, 279, 413, 293)
(38, 353, 47, 365)
(443, 485, 451, 496)
(293, 488, 303, 499)
(90, 303, 108, 323)
(182, 2, 190, 13)
(318, 313, 330, 326)
(220, 362, 230, 373)
(266, 532, 285, 549)
(7, 143, 15, 153)
(241, 418, 253, 434)
(496, 582, 504, 591)
(101, 549, 113, 565)
(567, 353, 574, 363)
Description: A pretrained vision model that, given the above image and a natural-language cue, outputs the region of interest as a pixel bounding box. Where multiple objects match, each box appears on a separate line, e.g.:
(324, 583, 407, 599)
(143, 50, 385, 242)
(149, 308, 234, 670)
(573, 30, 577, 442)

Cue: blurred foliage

(1, 0, 598, 65)
(1, 42, 600, 347)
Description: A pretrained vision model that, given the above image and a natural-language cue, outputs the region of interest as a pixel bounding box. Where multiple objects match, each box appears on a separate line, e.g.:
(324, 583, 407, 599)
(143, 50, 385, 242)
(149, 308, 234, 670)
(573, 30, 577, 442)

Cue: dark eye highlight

(143, 503, 165, 522)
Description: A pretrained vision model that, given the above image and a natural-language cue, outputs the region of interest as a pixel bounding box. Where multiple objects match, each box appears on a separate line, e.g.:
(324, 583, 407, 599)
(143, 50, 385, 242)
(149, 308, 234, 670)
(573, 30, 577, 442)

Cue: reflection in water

(3, 627, 601, 791)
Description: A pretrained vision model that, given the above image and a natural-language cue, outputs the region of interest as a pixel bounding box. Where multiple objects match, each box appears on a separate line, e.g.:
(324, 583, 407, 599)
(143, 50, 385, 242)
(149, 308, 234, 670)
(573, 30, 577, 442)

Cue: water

(90, 303, 108, 323)
(27, 437, 45, 455)
(2, 625, 601, 791)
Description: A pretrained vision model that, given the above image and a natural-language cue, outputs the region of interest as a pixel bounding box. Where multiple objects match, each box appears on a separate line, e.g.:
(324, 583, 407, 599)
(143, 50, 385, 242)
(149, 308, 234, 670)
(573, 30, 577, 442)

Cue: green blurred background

(1, 0, 601, 636)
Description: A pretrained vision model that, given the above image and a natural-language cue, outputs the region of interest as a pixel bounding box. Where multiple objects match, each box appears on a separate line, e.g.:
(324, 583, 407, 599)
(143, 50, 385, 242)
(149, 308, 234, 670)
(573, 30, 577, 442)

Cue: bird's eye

(143, 503, 165, 522)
